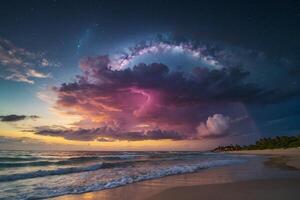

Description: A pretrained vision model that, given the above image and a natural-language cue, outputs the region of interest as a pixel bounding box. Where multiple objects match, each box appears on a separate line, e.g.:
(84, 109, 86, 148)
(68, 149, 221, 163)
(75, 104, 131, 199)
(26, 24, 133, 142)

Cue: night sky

(1, 0, 300, 150)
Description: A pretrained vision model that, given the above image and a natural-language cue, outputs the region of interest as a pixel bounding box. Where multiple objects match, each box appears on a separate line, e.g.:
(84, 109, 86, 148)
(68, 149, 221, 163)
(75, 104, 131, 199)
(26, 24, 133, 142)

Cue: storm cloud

(0, 115, 39, 122)
(33, 55, 285, 142)
(34, 126, 186, 141)
(34, 38, 300, 142)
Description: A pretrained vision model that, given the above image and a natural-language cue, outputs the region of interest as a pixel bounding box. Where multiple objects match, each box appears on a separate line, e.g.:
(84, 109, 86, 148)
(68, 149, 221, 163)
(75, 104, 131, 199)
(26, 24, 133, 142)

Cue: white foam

(34, 159, 245, 199)
(0, 163, 104, 182)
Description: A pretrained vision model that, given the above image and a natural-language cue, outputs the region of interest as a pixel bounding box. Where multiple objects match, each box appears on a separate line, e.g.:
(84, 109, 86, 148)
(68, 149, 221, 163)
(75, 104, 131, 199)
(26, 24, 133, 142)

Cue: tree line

(212, 135, 300, 152)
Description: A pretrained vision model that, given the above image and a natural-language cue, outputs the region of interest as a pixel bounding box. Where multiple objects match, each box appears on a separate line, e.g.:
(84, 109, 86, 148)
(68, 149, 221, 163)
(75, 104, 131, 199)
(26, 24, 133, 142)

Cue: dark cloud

(34, 126, 186, 141)
(0, 115, 39, 122)
(44, 54, 300, 142)
(58, 55, 293, 107)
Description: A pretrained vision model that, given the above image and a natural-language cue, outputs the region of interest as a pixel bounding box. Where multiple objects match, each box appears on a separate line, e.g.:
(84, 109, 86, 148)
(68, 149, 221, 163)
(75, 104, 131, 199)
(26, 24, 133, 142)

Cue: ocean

(0, 151, 246, 199)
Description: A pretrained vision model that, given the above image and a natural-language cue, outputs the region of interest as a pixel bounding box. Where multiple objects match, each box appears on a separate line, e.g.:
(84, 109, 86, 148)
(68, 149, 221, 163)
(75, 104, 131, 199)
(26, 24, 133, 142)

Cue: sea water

(0, 151, 246, 199)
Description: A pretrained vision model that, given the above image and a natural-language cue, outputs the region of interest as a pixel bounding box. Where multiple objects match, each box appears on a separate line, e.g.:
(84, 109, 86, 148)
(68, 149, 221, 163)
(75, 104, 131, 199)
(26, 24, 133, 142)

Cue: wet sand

(52, 148, 300, 200)
(146, 179, 300, 200)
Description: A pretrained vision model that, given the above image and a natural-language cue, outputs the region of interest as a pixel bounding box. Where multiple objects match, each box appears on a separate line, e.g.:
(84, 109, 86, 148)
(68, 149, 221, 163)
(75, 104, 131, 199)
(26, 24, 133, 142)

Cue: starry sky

(0, 0, 300, 150)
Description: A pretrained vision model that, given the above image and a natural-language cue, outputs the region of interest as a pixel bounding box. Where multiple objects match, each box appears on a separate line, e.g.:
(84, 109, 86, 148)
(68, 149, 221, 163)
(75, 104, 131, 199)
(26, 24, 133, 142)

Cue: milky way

(110, 40, 222, 70)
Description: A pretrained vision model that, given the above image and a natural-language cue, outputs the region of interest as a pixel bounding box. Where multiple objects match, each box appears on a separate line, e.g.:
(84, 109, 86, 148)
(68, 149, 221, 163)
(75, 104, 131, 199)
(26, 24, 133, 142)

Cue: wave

(102, 154, 141, 160)
(0, 159, 94, 168)
(0, 161, 53, 168)
(0, 155, 141, 168)
(0, 160, 139, 182)
(56, 156, 102, 165)
(29, 159, 246, 199)
(148, 152, 204, 159)
(0, 157, 39, 162)
(56, 154, 140, 164)
(0, 163, 104, 182)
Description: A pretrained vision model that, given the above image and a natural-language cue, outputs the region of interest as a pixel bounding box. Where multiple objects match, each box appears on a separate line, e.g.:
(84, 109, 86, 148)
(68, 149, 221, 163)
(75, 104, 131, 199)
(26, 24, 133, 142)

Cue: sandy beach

(147, 179, 300, 200)
(146, 148, 300, 200)
(52, 148, 300, 200)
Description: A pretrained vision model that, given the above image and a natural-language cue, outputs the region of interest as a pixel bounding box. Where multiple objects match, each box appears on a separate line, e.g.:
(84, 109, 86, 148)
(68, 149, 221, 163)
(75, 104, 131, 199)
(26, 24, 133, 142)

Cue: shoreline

(227, 148, 300, 169)
(147, 148, 300, 200)
(52, 148, 300, 200)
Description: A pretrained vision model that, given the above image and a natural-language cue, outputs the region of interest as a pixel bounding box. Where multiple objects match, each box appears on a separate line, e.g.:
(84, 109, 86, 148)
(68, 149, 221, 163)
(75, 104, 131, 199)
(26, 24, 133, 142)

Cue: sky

(0, 0, 300, 151)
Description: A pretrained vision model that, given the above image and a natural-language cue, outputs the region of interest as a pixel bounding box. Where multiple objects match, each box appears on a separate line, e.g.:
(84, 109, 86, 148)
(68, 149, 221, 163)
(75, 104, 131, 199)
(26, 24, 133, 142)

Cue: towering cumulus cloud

(35, 38, 300, 142)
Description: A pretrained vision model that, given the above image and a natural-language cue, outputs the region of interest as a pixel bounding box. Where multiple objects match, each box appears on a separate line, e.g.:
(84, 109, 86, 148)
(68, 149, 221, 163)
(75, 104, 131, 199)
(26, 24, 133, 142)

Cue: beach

(0, 151, 247, 199)
(146, 148, 300, 200)
(228, 148, 300, 169)
(147, 179, 300, 200)
(53, 148, 300, 200)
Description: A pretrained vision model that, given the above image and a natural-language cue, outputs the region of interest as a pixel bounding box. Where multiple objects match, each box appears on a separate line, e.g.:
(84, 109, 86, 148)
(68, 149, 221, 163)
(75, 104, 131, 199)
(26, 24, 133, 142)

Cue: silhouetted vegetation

(212, 135, 300, 152)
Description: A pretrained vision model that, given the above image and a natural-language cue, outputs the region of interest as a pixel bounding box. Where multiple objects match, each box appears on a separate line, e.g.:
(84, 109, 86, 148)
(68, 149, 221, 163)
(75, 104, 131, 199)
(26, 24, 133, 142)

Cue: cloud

(0, 136, 44, 147)
(4, 72, 35, 84)
(0, 115, 39, 122)
(41, 54, 298, 142)
(197, 114, 231, 138)
(31, 35, 300, 142)
(34, 126, 186, 141)
(26, 69, 50, 78)
(0, 37, 59, 83)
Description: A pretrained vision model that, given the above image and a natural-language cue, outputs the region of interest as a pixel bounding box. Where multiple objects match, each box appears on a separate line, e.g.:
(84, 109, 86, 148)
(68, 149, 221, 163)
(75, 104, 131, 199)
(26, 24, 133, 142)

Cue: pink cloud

(197, 114, 231, 138)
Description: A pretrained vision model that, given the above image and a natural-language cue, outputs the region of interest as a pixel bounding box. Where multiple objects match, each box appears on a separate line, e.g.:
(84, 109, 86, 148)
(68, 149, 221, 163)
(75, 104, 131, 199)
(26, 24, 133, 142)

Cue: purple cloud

(34, 126, 185, 141)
